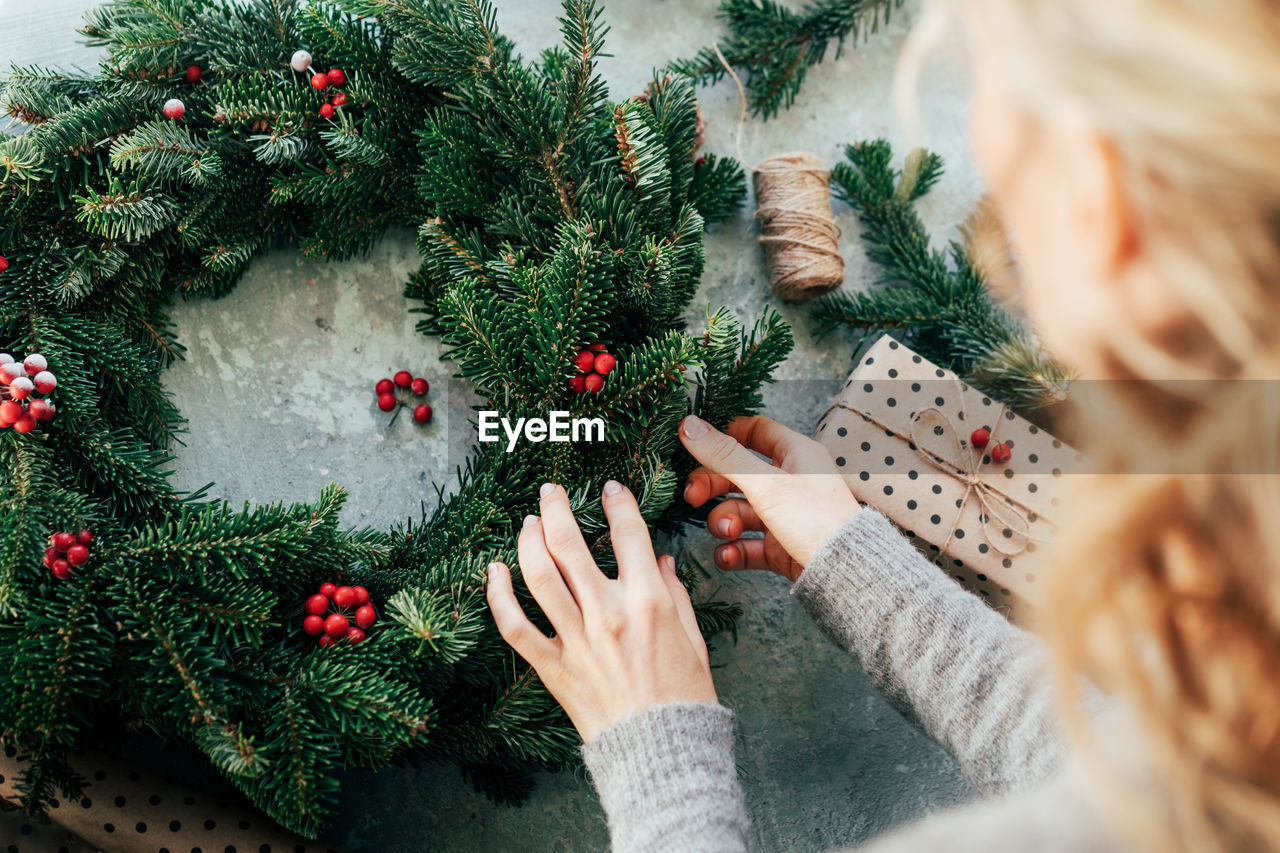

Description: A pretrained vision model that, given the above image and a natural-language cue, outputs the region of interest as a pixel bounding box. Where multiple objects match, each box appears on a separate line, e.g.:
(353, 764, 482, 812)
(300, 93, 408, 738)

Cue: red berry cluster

(302, 582, 376, 646)
(0, 353, 57, 433)
(44, 529, 92, 580)
(969, 428, 1012, 464)
(569, 343, 616, 394)
(312, 68, 350, 119)
(375, 370, 432, 425)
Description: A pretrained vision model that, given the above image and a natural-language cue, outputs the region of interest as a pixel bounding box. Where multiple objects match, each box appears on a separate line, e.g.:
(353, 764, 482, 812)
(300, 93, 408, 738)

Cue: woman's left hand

(486, 480, 718, 743)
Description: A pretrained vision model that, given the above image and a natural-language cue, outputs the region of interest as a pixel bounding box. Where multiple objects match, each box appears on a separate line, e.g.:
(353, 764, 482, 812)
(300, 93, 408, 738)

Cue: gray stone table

(0, 1, 980, 849)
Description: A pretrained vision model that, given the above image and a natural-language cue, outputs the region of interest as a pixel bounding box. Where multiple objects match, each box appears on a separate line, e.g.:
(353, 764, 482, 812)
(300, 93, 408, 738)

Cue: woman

(485, 0, 1280, 849)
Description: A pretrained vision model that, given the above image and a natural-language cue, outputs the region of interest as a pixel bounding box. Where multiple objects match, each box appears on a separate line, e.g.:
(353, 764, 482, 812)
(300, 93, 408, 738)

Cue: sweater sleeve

(793, 509, 1076, 795)
(582, 702, 749, 853)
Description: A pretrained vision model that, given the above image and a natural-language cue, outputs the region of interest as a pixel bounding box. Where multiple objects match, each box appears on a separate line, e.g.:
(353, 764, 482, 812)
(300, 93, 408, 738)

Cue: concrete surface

(1, 0, 984, 849)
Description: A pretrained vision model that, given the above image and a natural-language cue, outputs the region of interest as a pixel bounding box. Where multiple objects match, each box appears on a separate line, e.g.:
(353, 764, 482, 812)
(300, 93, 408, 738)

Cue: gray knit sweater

(582, 510, 1122, 852)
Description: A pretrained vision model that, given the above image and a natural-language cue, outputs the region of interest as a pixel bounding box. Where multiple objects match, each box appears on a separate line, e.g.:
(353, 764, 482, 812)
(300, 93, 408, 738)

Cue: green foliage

(673, 0, 903, 119)
(811, 140, 1070, 413)
(0, 0, 785, 837)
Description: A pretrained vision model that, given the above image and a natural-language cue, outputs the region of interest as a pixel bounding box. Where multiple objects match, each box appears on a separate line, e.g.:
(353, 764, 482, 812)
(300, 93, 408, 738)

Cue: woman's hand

(680, 415, 861, 582)
(485, 480, 717, 743)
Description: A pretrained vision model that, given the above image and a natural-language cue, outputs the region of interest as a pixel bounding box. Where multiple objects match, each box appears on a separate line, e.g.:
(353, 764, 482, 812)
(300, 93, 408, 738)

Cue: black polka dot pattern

(818, 334, 1086, 625)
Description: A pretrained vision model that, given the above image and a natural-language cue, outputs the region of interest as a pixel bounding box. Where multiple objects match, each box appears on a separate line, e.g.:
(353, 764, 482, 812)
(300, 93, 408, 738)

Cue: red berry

(393, 370, 412, 388)
(327, 68, 347, 86)
(354, 604, 376, 629)
(0, 400, 21, 425)
(76, 529, 92, 546)
(66, 544, 89, 566)
(42, 548, 58, 568)
(574, 351, 596, 374)
(377, 392, 397, 412)
(185, 65, 202, 83)
(333, 586, 356, 608)
(318, 634, 336, 647)
(593, 353, 616, 376)
(319, 103, 335, 119)
(410, 377, 428, 396)
(8, 377, 33, 400)
(696, 155, 706, 167)
(302, 614, 325, 636)
(52, 560, 72, 580)
(310, 72, 330, 90)
(345, 626, 365, 644)
(32, 371, 56, 394)
(27, 399, 54, 422)
(569, 375, 586, 394)
(970, 428, 990, 450)
(352, 585, 369, 605)
(52, 532, 76, 552)
(12, 414, 35, 433)
(0, 256, 8, 272)
(587, 342, 607, 352)
(323, 612, 349, 637)
(331, 92, 348, 107)
(584, 373, 604, 394)
(305, 593, 330, 615)
(163, 98, 186, 119)
(22, 354, 46, 374)
(375, 378, 394, 395)
(413, 404, 432, 424)
(319, 582, 337, 599)
(991, 443, 1012, 464)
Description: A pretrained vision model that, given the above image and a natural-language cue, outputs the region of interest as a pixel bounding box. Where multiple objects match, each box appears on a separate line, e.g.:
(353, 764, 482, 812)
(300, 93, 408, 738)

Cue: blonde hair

(905, 1, 1280, 850)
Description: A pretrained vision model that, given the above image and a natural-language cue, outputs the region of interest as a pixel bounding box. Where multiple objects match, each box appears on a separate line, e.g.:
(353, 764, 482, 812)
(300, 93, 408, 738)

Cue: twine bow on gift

(825, 384, 1050, 560)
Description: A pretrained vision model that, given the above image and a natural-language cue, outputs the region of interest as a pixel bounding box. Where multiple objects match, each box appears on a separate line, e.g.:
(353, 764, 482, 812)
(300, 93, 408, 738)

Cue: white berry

(22, 353, 46, 374)
(290, 49, 313, 72)
(163, 98, 186, 119)
(8, 377, 33, 400)
(0, 354, 11, 365)
(1, 362, 25, 383)
(33, 371, 56, 394)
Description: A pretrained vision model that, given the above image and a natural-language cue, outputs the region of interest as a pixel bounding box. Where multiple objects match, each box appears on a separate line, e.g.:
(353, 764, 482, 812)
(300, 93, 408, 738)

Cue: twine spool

(752, 152, 845, 300)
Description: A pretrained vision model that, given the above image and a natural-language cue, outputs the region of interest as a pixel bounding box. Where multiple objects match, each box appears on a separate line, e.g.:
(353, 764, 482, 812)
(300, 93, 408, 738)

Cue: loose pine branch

(672, 0, 903, 119)
(811, 140, 1071, 413)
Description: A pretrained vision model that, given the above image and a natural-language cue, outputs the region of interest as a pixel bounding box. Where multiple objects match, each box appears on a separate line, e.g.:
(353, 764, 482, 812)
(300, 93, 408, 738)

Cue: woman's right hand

(679, 415, 861, 582)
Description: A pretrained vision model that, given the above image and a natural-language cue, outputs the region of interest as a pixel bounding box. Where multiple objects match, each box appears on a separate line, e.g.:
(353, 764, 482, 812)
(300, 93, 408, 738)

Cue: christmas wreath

(0, 0, 792, 836)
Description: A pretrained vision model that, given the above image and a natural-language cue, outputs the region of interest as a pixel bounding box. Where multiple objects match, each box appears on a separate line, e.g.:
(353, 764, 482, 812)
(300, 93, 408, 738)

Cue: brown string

(753, 152, 845, 300)
(708, 44, 845, 302)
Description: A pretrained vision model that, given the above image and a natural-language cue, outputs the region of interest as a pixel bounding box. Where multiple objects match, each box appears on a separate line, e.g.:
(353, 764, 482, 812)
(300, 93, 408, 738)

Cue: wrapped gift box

(815, 335, 1083, 624)
(0, 747, 339, 853)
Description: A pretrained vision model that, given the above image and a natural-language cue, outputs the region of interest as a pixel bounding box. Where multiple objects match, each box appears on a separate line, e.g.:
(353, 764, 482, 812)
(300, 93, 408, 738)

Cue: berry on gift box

(991, 443, 1012, 464)
(970, 427, 990, 450)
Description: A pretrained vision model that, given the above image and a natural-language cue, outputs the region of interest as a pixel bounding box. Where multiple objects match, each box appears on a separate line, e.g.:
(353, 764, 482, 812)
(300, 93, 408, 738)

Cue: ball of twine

(752, 152, 845, 301)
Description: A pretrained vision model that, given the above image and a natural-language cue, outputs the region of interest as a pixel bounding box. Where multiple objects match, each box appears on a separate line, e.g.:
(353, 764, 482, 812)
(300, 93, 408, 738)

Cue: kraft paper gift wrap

(815, 335, 1083, 624)
(0, 747, 339, 853)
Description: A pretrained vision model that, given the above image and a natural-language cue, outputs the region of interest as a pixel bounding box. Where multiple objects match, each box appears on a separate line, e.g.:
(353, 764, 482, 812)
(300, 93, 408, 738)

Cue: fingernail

(539, 482, 555, 499)
(523, 514, 539, 527)
(683, 482, 694, 503)
(682, 415, 709, 439)
(487, 562, 500, 577)
(716, 518, 732, 537)
(716, 544, 734, 565)
(660, 555, 675, 572)
(602, 479, 622, 497)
